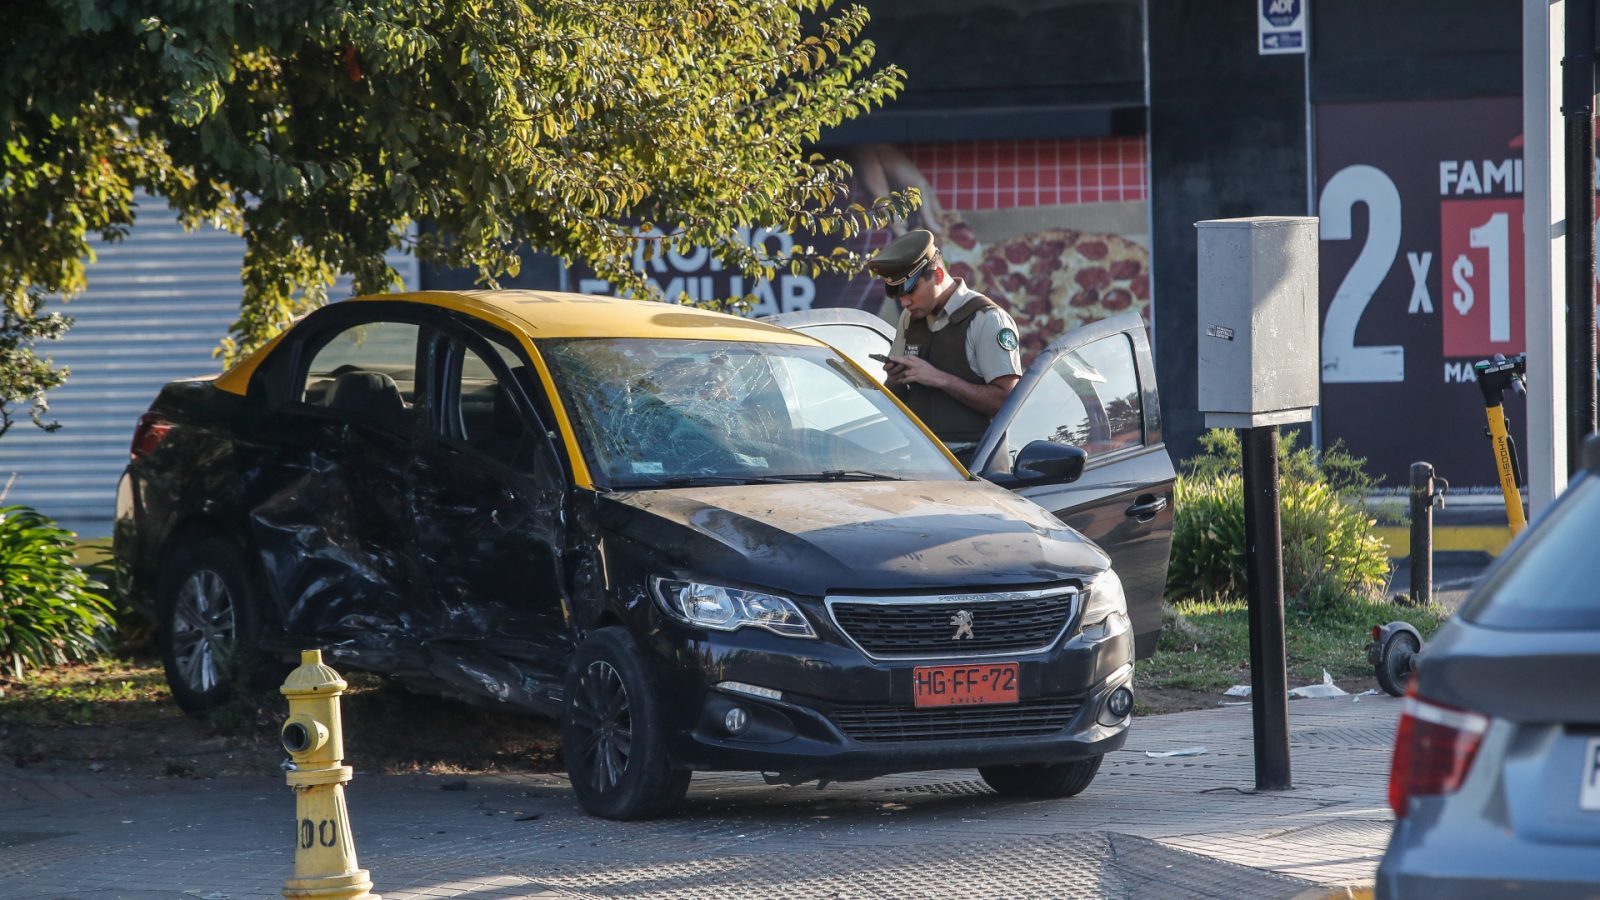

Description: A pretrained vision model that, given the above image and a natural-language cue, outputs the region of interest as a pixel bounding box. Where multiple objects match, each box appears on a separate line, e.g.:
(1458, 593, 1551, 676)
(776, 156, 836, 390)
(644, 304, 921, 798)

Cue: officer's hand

(885, 354, 946, 389)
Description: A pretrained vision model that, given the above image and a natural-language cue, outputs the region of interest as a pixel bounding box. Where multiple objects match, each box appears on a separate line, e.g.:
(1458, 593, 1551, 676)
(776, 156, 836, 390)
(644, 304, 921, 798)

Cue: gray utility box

(1195, 216, 1319, 429)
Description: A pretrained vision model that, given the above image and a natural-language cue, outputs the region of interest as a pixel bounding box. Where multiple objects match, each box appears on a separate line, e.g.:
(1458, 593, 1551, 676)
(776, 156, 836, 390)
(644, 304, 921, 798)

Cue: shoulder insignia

(997, 327, 1019, 352)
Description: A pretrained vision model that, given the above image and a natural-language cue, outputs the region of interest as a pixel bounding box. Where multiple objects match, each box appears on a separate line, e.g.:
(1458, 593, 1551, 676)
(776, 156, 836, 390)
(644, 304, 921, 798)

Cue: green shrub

(0, 505, 116, 677)
(1181, 428, 1381, 499)
(1167, 431, 1391, 610)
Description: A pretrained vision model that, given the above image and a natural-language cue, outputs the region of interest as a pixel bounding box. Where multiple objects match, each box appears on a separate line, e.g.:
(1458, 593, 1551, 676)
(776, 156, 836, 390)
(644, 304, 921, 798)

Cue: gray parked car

(1376, 437, 1600, 898)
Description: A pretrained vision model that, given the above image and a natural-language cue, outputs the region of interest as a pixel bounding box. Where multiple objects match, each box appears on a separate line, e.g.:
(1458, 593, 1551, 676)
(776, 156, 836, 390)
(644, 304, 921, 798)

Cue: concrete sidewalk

(1, 695, 1401, 899)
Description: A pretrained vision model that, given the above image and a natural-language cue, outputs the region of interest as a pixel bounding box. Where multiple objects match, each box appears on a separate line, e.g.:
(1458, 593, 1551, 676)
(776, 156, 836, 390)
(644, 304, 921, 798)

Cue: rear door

(968, 315, 1175, 659)
(236, 306, 427, 648)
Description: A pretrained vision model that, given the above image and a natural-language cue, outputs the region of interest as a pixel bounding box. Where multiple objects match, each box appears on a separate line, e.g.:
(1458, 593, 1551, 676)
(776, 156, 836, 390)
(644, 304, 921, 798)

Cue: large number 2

(1319, 165, 1405, 383)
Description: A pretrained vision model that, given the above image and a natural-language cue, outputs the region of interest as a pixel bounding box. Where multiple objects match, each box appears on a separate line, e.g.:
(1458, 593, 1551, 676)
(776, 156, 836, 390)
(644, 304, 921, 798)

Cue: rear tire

(563, 627, 691, 820)
(979, 756, 1103, 798)
(156, 537, 267, 716)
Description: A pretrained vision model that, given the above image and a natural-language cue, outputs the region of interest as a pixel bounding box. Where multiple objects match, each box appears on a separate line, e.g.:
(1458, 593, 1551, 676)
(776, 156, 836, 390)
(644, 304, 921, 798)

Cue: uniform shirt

(890, 279, 1025, 382)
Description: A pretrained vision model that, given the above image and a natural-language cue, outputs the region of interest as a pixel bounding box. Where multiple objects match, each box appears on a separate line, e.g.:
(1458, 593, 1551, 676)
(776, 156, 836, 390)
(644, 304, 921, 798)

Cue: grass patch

(0, 657, 173, 727)
(0, 655, 560, 777)
(1136, 596, 1453, 699)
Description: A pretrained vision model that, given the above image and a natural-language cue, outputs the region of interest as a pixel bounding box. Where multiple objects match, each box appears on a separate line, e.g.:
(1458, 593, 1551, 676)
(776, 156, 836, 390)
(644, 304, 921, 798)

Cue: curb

(1373, 524, 1510, 558)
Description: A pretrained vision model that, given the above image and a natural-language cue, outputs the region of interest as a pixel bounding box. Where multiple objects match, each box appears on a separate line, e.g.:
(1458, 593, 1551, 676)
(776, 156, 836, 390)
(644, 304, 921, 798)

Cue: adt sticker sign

(1260, 0, 1306, 55)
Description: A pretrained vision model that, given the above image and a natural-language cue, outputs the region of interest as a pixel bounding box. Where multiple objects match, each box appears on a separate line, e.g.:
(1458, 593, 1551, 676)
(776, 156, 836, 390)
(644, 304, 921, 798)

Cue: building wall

(1311, 0, 1521, 104)
(0, 198, 253, 538)
(1147, 0, 1310, 465)
(858, 0, 1145, 113)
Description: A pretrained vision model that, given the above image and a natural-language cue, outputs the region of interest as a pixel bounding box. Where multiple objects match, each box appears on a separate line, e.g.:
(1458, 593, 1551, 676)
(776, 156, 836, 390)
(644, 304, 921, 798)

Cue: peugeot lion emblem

(950, 610, 975, 641)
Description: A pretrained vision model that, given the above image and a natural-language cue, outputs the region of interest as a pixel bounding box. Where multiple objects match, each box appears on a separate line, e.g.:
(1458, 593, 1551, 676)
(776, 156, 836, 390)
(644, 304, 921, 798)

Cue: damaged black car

(115, 290, 1174, 819)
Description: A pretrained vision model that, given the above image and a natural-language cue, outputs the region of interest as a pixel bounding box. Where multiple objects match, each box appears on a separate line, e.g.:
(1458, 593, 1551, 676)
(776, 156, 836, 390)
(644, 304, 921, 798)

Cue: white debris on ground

(1288, 670, 1348, 699)
(1221, 670, 1352, 700)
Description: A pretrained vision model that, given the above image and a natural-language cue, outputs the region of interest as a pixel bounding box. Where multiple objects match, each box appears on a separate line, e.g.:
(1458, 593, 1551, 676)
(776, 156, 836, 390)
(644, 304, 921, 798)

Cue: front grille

(827, 588, 1078, 658)
(831, 698, 1082, 743)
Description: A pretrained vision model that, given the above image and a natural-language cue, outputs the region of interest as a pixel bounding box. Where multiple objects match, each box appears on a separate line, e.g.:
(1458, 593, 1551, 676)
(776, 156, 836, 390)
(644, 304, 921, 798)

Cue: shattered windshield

(539, 338, 962, 489)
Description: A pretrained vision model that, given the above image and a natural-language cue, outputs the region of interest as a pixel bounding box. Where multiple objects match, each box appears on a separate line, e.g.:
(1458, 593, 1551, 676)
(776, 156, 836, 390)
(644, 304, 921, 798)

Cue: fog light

(1108, 687, 1134, 719)
(724, 706, 750, 735)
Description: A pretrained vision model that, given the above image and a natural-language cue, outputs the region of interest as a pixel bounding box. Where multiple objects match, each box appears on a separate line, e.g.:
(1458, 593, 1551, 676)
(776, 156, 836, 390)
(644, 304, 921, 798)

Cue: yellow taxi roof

(213, 289, 823, 397)
(355, 290, 818, 344)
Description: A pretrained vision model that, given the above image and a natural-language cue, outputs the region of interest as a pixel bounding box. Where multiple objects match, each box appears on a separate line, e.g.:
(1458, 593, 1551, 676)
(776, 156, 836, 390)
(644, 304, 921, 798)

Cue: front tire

(980, 756, 1104, 798)
(1375, 630, 1421, 698)
(156, 536, 265, 716)
(563, 627, 691, 820)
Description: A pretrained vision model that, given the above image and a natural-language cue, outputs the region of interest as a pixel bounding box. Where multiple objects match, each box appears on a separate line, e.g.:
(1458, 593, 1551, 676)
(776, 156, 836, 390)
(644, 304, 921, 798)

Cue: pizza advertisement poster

(843, 139, 1153, 363)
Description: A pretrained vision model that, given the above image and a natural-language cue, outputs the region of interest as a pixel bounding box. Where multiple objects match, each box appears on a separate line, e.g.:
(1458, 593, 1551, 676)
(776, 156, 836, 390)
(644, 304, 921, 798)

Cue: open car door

(968, 314, 1175, 659)
(774, 308, 1175, 658)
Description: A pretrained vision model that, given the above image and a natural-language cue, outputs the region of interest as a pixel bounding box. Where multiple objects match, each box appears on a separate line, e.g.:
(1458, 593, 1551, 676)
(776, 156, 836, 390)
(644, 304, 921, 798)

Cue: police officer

(867, 229, 1023, 464)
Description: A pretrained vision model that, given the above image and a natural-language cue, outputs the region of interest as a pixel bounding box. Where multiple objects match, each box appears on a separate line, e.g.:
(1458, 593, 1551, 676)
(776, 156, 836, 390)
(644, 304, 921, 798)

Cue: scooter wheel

(1375, 629, 1421, 697)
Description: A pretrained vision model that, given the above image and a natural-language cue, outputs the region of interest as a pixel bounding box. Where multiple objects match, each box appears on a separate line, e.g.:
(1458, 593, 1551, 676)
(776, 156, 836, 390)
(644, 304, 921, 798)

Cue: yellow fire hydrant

(280, 649, 380, 900)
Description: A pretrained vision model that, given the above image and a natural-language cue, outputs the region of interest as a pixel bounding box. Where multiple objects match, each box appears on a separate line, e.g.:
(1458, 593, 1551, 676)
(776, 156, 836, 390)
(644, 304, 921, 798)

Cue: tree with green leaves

(0, 301, 66, 441)
(1, 0, 916, 430)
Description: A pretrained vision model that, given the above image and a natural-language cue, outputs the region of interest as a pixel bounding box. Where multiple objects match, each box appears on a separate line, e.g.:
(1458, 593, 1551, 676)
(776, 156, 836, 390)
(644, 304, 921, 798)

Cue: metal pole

(1408, 462, 1435, 606)
(1241, 425, 1290, 791)
(1563, 0, 1598, 474)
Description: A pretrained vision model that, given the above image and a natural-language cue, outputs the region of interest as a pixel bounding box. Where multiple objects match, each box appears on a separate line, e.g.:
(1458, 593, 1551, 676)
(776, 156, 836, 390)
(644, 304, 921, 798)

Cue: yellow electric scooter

(1471, 352, 1529, 536)
(1369, 352, 1530, 697)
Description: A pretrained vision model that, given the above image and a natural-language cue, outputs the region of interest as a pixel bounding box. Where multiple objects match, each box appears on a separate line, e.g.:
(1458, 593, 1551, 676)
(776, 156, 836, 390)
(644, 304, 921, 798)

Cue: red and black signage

(1315, 98, 1528, 489)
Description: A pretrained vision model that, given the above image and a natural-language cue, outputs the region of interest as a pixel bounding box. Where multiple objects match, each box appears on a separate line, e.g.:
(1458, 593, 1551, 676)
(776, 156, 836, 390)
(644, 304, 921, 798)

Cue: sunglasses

(883, 258, 932, 298)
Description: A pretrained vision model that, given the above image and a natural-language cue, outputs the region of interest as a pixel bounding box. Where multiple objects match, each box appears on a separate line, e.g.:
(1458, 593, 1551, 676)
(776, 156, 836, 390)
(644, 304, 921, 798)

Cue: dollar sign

(1451, 253, 1475, 315)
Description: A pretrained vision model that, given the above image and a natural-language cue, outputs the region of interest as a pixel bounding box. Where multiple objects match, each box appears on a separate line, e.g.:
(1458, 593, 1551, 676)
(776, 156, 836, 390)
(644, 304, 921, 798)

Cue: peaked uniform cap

(867, 229, 938, 281)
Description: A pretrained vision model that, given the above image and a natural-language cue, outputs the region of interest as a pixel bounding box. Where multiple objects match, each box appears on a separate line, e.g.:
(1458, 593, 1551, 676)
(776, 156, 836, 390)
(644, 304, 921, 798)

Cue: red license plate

(913, 663, 1019, 708)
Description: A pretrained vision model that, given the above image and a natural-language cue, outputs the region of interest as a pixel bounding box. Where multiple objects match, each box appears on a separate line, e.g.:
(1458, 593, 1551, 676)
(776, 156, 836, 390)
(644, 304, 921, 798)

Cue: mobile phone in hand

(869, 353, 892, 364)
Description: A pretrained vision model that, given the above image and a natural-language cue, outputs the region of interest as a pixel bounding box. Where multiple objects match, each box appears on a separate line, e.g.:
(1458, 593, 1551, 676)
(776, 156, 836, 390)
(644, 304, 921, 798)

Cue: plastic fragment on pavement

(1288, 669, 1348, 699)
(1144, 746, 1208, 758)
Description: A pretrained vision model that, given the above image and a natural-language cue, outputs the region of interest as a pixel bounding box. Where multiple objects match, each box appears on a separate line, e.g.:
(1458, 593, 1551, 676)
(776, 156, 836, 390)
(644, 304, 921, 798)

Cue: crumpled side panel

(246, 431, 576, 716)
(246, 446, 413, 634)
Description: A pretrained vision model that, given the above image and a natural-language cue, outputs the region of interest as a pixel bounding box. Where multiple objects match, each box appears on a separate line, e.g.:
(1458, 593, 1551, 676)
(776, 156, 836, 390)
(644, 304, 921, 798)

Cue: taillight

(130, 414, 173, 461)
(1387, 680, 1490, 818)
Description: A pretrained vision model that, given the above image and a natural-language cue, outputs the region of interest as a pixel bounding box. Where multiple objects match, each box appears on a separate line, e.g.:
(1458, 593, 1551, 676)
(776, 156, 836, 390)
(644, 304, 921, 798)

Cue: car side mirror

(1007, 440, 1087, 487)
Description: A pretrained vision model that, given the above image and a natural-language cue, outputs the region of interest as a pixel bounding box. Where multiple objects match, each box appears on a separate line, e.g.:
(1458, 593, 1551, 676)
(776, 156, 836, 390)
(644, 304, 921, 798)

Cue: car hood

(600, 479, 1107, 595)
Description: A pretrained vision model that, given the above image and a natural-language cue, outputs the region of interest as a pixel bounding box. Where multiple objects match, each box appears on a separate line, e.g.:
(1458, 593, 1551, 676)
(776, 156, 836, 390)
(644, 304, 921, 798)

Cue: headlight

(1080, 569, 1128, 627)
(652, 578, 816, 638)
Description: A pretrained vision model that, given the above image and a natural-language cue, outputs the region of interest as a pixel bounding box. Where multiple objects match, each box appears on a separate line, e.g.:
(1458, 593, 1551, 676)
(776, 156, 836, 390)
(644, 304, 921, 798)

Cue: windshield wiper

(621, 471, 906, 489)
(659, 474, 760, 487)
(768, 470, 905, 482)
(608, 475, 754, 489)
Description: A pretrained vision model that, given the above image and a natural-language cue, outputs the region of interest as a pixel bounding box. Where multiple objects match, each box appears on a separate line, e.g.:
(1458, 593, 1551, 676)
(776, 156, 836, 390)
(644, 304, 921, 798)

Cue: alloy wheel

(571, 660, 633, 792)
(170, 569, 237, 694)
